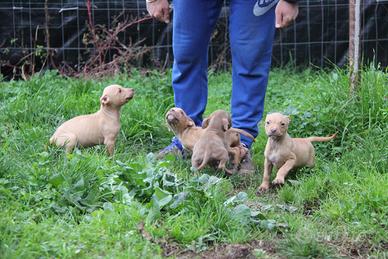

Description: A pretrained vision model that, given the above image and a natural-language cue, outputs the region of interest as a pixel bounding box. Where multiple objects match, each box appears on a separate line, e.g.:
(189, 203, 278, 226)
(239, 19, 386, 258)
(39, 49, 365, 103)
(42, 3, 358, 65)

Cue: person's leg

(229, 0, 276, 148)
(172, 0, 223, 126)
(158, 0, 223, 157)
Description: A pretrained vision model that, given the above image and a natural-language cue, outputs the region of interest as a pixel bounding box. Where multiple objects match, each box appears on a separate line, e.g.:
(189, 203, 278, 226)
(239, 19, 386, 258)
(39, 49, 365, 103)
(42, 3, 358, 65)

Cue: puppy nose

(270, 128, 277, 133)
(167, 114, 175, 122)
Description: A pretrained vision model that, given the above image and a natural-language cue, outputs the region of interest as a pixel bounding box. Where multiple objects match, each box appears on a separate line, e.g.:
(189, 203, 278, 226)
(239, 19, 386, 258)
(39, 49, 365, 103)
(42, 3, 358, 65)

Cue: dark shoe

(156, 137, 184, 159)
(238, 149, 256, 176)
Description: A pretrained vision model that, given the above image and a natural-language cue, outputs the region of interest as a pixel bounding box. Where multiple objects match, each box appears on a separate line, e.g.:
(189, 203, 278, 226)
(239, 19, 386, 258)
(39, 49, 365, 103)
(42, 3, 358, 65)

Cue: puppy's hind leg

(306, 148, 315, 168)
(191, 158, 202, 171)
(196, 150, 210, 171)
(60, 134, 77, 153)
(218, 156, 233, 175)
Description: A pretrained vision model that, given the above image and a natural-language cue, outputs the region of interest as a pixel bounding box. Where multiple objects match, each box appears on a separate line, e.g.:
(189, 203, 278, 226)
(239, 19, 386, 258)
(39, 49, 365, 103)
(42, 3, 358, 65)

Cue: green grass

(0, 66, 387, 258)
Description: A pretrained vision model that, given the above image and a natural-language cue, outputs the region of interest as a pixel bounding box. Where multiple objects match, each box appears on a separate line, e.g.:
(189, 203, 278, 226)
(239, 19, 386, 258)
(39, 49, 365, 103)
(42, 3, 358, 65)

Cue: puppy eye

(266, 121, 270, 125)
(118, 89, 122, 93)
(281, 122, 285, 126)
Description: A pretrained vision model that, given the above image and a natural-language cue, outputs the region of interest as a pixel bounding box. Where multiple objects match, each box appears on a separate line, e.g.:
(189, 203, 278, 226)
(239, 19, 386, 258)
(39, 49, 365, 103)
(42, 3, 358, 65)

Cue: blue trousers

(172, 0, 275, 148)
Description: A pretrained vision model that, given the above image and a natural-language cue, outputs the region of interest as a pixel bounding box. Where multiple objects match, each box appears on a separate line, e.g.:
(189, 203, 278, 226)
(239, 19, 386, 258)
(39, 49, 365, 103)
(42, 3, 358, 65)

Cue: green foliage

(0, 67, 387, 257)
(279, 235, 335, 258)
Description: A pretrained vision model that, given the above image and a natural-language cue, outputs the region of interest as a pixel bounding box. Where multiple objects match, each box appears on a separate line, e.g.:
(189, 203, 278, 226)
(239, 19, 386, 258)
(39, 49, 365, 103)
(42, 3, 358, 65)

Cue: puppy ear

(100, 95, 110, 106)
(222, 118, 230, 131)
(286, 115, 291, 124)
(202, 117, 210, 129)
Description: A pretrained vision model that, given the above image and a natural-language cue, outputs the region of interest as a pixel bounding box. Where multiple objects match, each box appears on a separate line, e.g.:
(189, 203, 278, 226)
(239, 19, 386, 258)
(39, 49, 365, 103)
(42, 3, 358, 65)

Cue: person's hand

(146, 0, 170, 24)
(275, 0, 299, 28)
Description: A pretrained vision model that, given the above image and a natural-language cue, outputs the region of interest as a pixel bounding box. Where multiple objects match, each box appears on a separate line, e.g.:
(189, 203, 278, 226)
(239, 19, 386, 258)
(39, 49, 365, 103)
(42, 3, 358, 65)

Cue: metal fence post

(349, 0, 362, 94)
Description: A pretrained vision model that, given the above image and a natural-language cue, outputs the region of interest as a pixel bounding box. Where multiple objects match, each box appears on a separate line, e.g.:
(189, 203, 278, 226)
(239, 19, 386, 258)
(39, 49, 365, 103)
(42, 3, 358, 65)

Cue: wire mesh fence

(0, 0, 387, 78)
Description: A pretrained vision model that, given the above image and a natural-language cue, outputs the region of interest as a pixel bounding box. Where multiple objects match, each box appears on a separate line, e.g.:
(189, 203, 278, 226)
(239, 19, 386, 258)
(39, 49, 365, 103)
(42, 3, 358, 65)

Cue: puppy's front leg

(228, 147, 240, 171)
(272, 158, 296, 185)
(104, 137, 116, 156)
(258, 158, 273, 193)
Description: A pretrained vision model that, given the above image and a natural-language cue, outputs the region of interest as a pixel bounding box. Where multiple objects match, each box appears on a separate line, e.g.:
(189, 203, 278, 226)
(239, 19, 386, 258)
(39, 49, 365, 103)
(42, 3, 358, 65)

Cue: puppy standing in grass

(50, 84, 134, 155)
(258, 112, 336, 192)
(191, 110, 233, 174)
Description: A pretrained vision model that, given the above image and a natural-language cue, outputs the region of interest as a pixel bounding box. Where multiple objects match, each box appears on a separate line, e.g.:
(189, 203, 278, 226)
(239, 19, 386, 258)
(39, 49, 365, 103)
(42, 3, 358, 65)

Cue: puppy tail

(197, 150, 210, 170)
(306, 133, 336, 143)
(229, 128, 255, 141)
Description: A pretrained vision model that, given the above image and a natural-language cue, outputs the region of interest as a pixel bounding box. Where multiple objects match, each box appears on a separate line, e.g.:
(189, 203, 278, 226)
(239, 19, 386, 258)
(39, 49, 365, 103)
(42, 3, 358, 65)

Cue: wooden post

(349, 0, 362, 94)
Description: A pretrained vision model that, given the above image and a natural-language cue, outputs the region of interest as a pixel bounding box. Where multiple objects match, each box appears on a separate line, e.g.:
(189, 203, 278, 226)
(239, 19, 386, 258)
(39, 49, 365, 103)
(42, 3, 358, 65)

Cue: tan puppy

(165, 107, 203, 151)
(165, 107, 253, 167)
(258, 112, 336, 192)
(225, 130, 249, 170)
(191, 110, 233, 174)
(50, 84, 134, 155)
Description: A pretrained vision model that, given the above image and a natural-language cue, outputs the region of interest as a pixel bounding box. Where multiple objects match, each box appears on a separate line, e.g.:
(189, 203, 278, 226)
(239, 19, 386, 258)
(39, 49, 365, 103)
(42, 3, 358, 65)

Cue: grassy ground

(0, 67, 387, 258)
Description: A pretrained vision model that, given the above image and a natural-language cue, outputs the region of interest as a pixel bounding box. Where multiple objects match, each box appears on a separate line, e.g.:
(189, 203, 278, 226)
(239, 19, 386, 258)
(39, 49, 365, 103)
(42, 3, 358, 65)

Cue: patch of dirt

(161, 241, 185, 257)
(137, 222, 184, 257)
(330, 239, 388, 258)
(175, 240, 280, 259)
(230, 173, 262, 193)
(303, 199, 320, 216)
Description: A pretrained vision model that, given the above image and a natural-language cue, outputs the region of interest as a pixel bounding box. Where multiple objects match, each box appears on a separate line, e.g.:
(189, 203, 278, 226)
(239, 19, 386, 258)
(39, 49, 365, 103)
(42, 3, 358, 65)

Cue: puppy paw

(272, 178, 285, 186)
(190, 166, 198, 172)
(257, 183, 270, 194)
(223, 168, 234, 176)
(239, 145, 248, 159)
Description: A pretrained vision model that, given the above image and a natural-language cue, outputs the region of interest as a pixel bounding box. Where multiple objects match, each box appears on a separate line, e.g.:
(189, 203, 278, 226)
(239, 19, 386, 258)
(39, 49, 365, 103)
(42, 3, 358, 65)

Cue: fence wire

(0, 0, 387, 77)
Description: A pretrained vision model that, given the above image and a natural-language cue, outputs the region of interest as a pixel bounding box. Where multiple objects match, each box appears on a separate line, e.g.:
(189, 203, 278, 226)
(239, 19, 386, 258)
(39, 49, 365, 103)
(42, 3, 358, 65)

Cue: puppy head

(165, 107, 194, 134)
(226, 130, 240, 147)
(264, 112, 290, 138)
(100, 84, 134, 108)
(202, 110, 231, 131)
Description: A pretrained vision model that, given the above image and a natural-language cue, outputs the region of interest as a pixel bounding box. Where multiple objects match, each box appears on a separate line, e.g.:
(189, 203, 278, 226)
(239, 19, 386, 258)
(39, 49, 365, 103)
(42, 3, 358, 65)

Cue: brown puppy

(165, 107, 203, 151)
(258, 112, 336, 192)
(225, 130, 249, 170)
(50, 84, 134, 155)
(191, 110, 235, 174)
(165, 107, 254, 167)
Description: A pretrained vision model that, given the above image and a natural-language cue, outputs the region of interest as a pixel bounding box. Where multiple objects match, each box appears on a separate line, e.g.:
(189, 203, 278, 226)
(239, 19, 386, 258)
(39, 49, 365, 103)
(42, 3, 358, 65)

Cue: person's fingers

(275, 9, 283, 28)
(154, 10, 164, 22)
(282, 15, 293, 27)
(162, 6, 170, 23)
(293, 9, 299, 20)
(146, 5, 152, 16)
(146, 0, 171, 23)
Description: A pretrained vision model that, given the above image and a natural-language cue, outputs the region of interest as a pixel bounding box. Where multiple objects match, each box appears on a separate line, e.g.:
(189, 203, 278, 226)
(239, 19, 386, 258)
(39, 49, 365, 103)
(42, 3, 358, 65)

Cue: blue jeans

(172, 0, 275, 148)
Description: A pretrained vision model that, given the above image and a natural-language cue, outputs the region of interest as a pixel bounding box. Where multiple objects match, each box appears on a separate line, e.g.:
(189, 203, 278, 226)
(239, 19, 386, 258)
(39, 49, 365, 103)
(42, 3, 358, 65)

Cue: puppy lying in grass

(50, 84, 134, 156)
(258, 112, 336, 193)
(165, 107, 254, 167)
